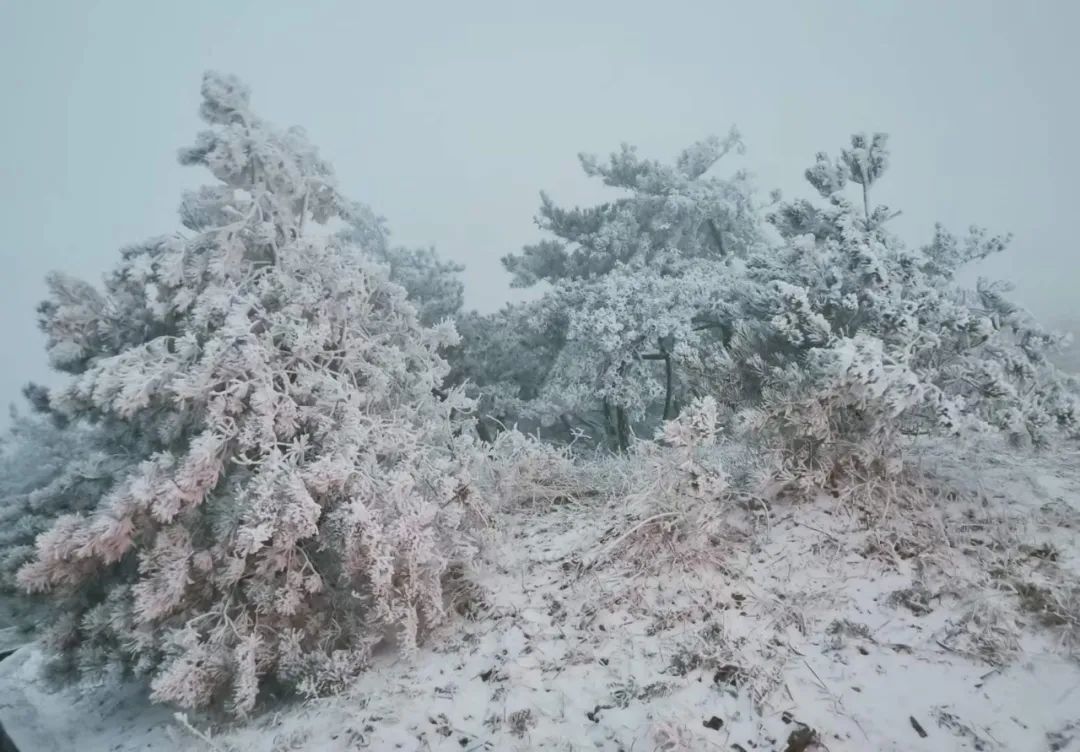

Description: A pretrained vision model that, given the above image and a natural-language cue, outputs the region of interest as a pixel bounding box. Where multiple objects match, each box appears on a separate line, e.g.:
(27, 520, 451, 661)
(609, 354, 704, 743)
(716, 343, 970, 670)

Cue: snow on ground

(2, 437, 1080, 751)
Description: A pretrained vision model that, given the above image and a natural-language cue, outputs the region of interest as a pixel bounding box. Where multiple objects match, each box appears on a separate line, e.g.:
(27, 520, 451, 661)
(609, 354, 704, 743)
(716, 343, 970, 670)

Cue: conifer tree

(18, 72, 483, 715)
(500, 132, 763, 447)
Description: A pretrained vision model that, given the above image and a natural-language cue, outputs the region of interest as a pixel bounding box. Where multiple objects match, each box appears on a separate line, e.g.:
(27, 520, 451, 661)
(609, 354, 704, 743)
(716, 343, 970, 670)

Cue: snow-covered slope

(2, 438, 1079, 751)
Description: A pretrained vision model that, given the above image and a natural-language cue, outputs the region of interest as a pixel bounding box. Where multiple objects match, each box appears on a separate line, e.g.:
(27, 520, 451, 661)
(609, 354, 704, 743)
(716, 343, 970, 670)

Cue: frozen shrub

(17, 72, 484, 715)
(478, 428, 598, 508)
(593, 397, 767, 567)
(647, 395, 732, 502)
(726, 134, 1078, 489)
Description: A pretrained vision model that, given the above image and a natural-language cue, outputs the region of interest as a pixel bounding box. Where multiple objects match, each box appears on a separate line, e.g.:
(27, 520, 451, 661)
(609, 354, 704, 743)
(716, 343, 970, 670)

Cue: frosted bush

(592, 397, 768, 567)
(478, 428, 600, 508)
(726, 134, 1079, 489)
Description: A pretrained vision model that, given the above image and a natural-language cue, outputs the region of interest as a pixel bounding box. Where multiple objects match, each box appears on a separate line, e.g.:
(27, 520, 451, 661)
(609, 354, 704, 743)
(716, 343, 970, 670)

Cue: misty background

(1, 0, 1077, 427)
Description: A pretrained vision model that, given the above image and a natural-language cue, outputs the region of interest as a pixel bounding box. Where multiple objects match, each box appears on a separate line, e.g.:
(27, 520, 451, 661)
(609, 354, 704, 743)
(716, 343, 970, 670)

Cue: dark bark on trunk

(602, 398, 616, 448)
(663, 354, 674, 420)
(615, 406, 630, 452)
(707, 218, 726, 256)
(475, 417, 495, 444)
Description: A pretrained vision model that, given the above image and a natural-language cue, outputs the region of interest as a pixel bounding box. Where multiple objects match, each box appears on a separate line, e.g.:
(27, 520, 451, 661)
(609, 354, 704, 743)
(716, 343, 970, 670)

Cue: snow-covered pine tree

(728, 134, 1079, 487)
(500, 131, 764, 448)
(17, 72, 484, 715)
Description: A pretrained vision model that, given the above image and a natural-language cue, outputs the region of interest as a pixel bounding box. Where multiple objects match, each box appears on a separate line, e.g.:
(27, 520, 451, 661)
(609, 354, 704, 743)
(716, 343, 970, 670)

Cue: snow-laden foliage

(453, 130, 1076, 469)
(442, 299, 568, 445)
(503, 129, 757, 287)
(1049, 318, 1080, 374)
(497, 131, 766, 447)
(339, 210, 465, 326)
(16, 72, 484, 715)
(723, 134, 1079, 487)
(0, 403, 131, 629)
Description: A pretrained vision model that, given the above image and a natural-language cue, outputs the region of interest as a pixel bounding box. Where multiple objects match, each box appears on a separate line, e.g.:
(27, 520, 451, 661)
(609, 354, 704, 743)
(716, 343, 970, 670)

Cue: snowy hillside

(3, 435, 1079, 752)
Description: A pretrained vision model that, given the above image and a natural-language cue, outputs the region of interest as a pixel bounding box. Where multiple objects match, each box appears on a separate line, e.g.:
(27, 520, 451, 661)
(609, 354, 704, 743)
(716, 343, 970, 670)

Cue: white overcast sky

(1, 0, 1077, 422)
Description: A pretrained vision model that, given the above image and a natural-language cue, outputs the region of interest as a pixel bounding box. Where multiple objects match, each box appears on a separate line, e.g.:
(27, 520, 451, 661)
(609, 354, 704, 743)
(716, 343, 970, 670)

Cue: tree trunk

(602, 398, 616, 448)
(663, 354, 675, 420)
(707, 218, 726, 256)
(475, 417, 495, 444)
(615, 406, 630, 452)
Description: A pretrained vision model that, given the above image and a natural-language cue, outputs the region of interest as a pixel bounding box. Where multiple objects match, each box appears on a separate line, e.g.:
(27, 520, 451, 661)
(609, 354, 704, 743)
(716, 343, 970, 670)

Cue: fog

(2, 0, 1077, 424)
